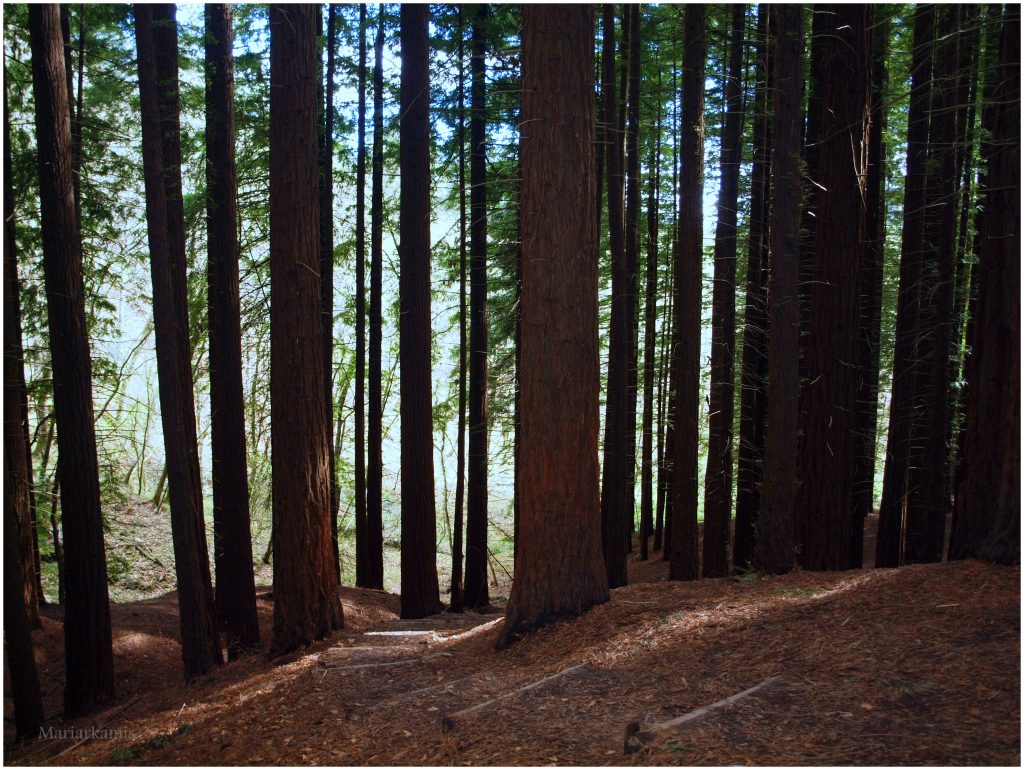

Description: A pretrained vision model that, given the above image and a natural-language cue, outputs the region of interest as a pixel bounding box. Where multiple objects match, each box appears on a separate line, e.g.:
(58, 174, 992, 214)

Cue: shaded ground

(5, 552, 1018, 766)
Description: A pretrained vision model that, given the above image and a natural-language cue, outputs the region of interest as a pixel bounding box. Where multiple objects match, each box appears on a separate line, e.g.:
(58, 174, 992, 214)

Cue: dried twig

(440, 663, 591, 732)
(624, 677, 784, 754)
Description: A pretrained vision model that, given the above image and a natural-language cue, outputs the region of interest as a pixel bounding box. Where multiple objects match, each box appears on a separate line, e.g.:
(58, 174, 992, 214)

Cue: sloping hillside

(5, 558, 1019, 766)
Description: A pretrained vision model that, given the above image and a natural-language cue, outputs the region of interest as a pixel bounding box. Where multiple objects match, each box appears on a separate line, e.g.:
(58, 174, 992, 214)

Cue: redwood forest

(3, 3, 1020, 766)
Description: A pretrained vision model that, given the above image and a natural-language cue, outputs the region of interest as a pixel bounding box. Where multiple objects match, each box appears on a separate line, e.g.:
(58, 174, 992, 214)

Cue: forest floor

(5, 547, 1019, 766)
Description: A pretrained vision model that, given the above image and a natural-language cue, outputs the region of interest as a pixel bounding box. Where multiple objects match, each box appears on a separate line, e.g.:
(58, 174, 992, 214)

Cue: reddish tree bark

(136, 3, 223, 679)
(399, 4, 441, 619)
(451, 7, 467, 613)
(950, 6, 1020, 566)
(794, 5, 873, 571)
(850, 13, 889, 567)
(269, 3, 344, 653)
(4, 73, 40, 627)
(365, 5, 386, 590)
(352, 4, 369, 588)
(500, 4, 608, 648)
(755, 3, 802, 576)
(4, 64, 45, 738)
(639, 112, 660, 562)
(205, 3, 260, 658)
(702, 3, 745, 578)
(599, 3, 629, 588)
(320, 4, 341, 582)
(875, 6, 934, 568)
(668, 4, 705, 582)
(733, 5, 771, 572)
(30, 3, 115, 716)
(903, 6, 961, 564)
(464, 4, 490, 610)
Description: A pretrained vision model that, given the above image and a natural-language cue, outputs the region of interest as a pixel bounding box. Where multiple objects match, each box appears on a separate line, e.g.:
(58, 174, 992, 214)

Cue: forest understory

(5, 541, 1018, 767)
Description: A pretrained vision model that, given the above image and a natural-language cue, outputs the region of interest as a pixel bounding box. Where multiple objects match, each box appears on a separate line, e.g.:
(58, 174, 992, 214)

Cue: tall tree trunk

(947, 8, 982, 496)
(4, 73, 41, 627)
(135, 3, 222, 678)
(754, 3, 802, 575)
(668, 5, 705, 582)
(798, 7, 830, 403)
(875, 6, 934, 568)
(366, 5, 386, 591)
(451, 6, 467, 614)
(654, 237, 673, 554)
(269, 3, 344, 653)
(464, 4, 490, 610)
(321, 4, 341, 582)
(639, 104, 661, 562)
(500, 4, 608, 647)
(5, 73, 46, 738)
(205, 3, 260, 659)
(733, 5, 771, 572)
(4, 453, 44, 741)
(623, 2, 642, 556)
(599, 3, 629, 588)
(950, 5, 1020, 565)
(399, 4, 441, 619)
(29, 3, 115, 716)
(352, 4, 369, 588)
(850, 13, 889, 567)
(794, 4, 873, 571)
(702, 3, 745, 578)
(903, 6, 961, 565)
(656, 66, 678, 558)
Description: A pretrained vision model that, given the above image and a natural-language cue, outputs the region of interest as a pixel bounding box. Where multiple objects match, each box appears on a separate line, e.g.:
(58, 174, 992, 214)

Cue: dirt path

(5, 559, 1019, 766)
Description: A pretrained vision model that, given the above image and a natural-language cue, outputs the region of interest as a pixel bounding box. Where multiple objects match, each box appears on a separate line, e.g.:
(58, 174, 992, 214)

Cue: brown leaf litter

(4, 556, 1018, 766)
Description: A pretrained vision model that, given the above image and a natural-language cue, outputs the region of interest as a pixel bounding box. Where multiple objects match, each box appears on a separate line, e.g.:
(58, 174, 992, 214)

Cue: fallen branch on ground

(366, 673, 479, 712)
(316, 653, 448, 673)
(438, 616, 504, 643)
(440, 663, 591, 732)
(623, 676, 784, 754)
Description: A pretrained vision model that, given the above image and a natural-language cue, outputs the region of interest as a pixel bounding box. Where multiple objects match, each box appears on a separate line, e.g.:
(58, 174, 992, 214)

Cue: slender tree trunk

(654, 240, 672, 554)
(509, 153, 520, 569)
(702, 3, 745, 578)
(399, 4, 441, 619)
(850, 14, 889, 566)
(352, 4, 369, 588)
(6, 86, 45, 755)
(205, 3, 260, 659)
(366, 5, 386, 590)
(875, 6, 934, 568)
(451, 7, 467, 614)
(733, 5, 771, 572)
(656, 68, 678, 557)
(464, 4, 490, 610)
(135, 3, 222, 678)
(755, 3, 802, 575)
(320, 4, 341, 582)
(794, 4, 873, 571)
(4, 452, 44, 741)
(951, 5, 1020, 565)
(639, 104, 661, 562)
(269, 3, 344, 653)
(903, 6, 961, 565)
(29, 3, 115, 716)
(947, 10, 981, 496)
(599, 3, 629, 588)
(623, 2, 642, 556)
(668, 5, 705, 582)
(4, 76, 41, 627)
(501, 4, 608, 648)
